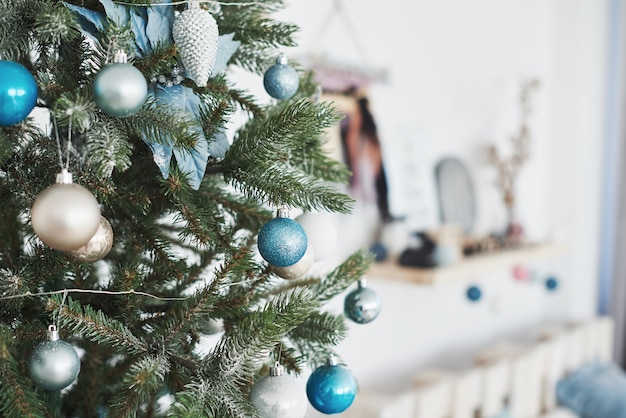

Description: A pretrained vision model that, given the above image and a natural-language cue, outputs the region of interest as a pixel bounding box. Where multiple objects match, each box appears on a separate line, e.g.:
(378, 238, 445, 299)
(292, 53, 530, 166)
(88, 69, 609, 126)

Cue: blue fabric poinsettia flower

(64, 0, 240, 189)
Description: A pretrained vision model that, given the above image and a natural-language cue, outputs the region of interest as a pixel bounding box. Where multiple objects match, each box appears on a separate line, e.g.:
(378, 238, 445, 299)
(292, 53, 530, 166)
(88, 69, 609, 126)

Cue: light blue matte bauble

(258, 217, 307, 267)
(467, 285, 482, 302)
(0, 61, 38, 126)
(93, 62, 148, 118)
(263, 56, 299, 100)
(29, 328, 80, 391)
(344, 280, 381, 324)
(306, 361, 357, 414)
(546, 277, 559, 291)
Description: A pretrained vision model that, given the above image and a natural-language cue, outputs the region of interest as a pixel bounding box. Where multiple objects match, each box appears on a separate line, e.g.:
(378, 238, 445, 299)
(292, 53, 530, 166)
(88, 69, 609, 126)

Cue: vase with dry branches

(486, 78, 540, 246)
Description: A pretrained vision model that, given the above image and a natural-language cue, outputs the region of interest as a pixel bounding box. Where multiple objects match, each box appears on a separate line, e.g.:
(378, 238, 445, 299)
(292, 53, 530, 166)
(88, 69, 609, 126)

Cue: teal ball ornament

(258, 217, 307, 267)
(29, 326, 80, 391)
(344, 280, 381, 324)
(466, 285, 482, 302)
(93, 52, 147, 118)
(264, 55, 299, 100)
(0, 60, 38, 126)
(306, 358, 357, 414)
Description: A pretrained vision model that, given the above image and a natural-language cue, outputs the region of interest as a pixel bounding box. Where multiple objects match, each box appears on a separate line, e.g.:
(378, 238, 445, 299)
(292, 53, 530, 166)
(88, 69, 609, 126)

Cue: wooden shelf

(368, 243, 567, 285)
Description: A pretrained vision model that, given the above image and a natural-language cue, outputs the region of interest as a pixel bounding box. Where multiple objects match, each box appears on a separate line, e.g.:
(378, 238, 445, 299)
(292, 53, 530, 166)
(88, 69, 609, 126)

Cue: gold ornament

(67, 216, 113, 262)
(272, 245, 314, 280)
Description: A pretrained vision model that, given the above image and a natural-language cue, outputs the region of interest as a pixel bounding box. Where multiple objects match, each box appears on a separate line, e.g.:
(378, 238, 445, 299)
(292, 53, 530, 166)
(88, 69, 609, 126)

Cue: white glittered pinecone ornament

(172, 1, 219, 87)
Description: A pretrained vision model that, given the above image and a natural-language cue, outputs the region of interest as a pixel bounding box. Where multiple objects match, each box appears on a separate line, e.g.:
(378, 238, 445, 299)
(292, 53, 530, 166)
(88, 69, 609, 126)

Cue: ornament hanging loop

(47, 324, 60, 341)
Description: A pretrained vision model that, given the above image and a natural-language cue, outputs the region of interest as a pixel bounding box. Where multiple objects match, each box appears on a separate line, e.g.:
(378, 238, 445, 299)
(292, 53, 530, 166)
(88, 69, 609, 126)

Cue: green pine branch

(50, 296, 149, 355)
(109, 354, 171, 418)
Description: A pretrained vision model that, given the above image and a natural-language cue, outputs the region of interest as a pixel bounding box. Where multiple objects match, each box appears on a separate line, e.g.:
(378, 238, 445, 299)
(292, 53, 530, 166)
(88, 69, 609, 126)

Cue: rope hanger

(306, 0, 387, 87)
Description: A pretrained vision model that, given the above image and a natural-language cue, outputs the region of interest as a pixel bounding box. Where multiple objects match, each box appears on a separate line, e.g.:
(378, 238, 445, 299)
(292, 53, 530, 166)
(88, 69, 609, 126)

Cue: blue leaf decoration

(143, 85, 211, 190)
(130, 8, 150, 56)
(63, 3, 105, 40)
(207, 130, 230, 159)
(98, 0, 129, 26)
(212, 33, 241, 76)
(146, 6, 175, 49)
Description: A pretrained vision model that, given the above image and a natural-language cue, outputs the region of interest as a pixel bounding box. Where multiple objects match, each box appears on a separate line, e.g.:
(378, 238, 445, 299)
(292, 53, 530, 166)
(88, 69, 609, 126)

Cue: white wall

(273, 0, 608, 414)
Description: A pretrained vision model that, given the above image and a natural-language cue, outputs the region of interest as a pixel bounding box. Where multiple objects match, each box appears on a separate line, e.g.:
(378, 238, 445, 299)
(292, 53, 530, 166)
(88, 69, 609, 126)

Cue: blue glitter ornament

(466, 285, 482, 302)
(93, 51, 148, 118)
(306, 357, 357, 414)
(263, 55, 299, 100)
(545, 277, 559, 292)
(0, 60, 38, 126)
(258, 212, 307, 267)
(344, 279, 381, 324)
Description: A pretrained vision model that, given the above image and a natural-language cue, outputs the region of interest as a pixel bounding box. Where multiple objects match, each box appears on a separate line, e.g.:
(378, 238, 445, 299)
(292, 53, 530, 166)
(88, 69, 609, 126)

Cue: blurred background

(263, 0, 621, 416)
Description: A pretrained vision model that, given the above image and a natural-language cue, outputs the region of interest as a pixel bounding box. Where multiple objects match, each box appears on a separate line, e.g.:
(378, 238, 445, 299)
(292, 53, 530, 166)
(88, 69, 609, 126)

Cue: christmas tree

(0, 1, 374, 416)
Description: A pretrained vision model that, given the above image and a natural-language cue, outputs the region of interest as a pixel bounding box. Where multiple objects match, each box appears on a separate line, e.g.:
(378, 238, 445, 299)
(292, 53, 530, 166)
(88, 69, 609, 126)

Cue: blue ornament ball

(263, 57, 299, 100)
(0, 61, 38, 126)
(344, 281, 381, 324)
(93, 62, 148, 118)
(369, 241, 388, 262)
(466, 285, 482, 302)
(306, 361, 357, 414)
(545, 277, 559, 292)
(258, 217, 307, 267)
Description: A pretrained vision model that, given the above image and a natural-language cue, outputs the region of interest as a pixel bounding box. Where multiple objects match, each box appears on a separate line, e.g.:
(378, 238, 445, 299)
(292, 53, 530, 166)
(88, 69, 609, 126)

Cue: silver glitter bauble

(67, 216, 113, 262)
(263, 55, 299, 100)
(29, 325, 80, 391)
(249, 363, 308, 418)
(93, 51, 148, 118)
(173, 2, 219, 87)
(272, 244, 314, 280)
(31, 170, 101, 252)
(344, 279, 381, 324)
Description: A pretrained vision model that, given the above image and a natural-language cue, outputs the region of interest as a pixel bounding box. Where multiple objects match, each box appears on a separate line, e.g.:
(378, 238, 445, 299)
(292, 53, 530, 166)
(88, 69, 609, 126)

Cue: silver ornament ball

(272, 244, 314, 280)
(31, 172, 101, 252)
(93, 61, 148, 118)
(344, 279, 382, 324)
(296, 212, 338, 261)
(29, 326, 80, 391)
(67, 216, 113, 262)
(249, 364, 308, 418)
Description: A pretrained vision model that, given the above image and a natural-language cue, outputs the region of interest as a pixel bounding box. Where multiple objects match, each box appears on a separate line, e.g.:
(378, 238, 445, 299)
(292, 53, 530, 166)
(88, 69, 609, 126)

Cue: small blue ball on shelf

(466, 285, 482, 302)
(370, 241, 388, 262)
(545, 277, 559, 292)
(263, 55, 299, 100)
(306, 357, 357, 414)
(0, 60, 38, 126)
(257, 211, 308, 267)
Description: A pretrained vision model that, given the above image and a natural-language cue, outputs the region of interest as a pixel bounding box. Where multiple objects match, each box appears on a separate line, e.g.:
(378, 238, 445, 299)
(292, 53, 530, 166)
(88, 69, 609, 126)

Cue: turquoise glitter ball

(263, 58, 299, 100)
(306, 362, 357, 414)
(257, 217, 307, 267)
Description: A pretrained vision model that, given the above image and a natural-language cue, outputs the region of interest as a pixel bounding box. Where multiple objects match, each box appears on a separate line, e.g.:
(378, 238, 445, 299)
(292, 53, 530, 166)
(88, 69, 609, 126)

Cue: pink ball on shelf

(512, 265, 529, 281)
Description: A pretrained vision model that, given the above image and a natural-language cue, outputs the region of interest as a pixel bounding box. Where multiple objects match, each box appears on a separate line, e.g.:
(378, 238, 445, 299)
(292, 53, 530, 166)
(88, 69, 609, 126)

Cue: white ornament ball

(249, 364, 308, 418)
(67, 216, 113, 262)
(173, 2, 219, 87)
(272, 244, 314, 280)
(31, 173, 101, 252)
(296, 212, 338, 261)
